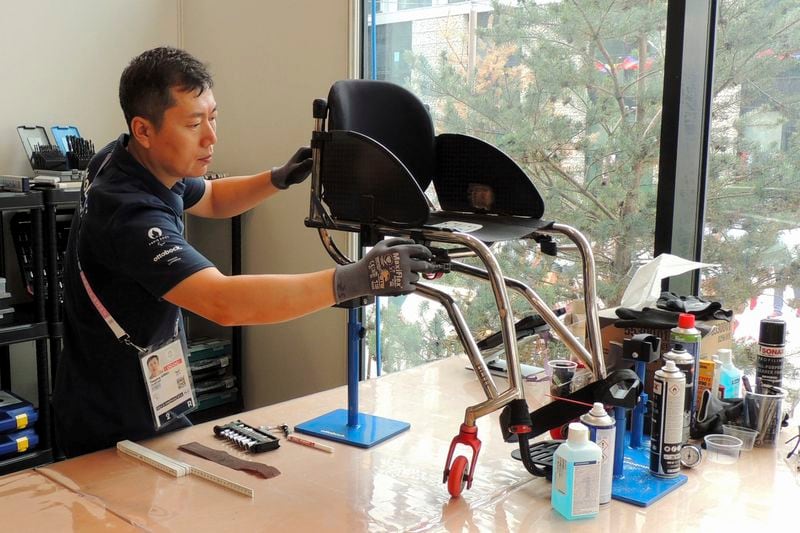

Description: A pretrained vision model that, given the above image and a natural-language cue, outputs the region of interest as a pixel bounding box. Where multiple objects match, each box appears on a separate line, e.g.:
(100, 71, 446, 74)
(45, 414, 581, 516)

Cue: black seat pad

(424, 211, 552, 242)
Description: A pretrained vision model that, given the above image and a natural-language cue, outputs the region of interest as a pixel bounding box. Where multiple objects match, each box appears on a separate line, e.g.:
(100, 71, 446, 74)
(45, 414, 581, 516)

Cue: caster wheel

(447, 455, 469, 498)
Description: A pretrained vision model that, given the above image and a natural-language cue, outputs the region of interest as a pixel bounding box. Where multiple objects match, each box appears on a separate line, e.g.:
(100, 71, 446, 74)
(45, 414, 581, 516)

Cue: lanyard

(77, 257, 148, 353)
(76, 152, 177, 354)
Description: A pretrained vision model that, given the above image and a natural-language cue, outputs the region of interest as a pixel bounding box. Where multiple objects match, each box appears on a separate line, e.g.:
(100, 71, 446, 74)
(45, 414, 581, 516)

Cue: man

(53, 46, 434, 457)
(146, 355, 161, 380)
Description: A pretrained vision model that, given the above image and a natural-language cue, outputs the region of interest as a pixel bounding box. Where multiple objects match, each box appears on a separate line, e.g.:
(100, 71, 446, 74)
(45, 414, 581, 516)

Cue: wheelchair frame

(306, 94, 607, 497)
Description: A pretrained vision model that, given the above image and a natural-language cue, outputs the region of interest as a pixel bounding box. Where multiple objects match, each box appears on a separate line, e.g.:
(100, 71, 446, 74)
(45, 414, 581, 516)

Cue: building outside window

(361, 0, 800, 413)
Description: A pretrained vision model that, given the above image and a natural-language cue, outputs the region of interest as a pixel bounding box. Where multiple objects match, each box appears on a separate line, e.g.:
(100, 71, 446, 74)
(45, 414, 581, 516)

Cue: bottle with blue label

(717, 348, 742, 399)
(552, 422, 601, 520)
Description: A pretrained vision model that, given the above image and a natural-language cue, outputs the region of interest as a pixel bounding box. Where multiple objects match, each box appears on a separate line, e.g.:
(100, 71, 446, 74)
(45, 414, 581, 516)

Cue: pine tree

(370, 0, 800, 381)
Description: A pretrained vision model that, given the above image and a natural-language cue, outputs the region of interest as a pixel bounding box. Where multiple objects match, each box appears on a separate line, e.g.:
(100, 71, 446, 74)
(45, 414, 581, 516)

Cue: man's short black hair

(119, 46, 213, 131)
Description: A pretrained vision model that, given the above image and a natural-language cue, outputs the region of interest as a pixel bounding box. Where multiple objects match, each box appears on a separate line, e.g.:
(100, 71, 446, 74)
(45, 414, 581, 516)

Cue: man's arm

(164, 238, 437, 326)
(186, 172, 279, 219)
(187, 147, 312, 219)
(164, 267, 336, 325)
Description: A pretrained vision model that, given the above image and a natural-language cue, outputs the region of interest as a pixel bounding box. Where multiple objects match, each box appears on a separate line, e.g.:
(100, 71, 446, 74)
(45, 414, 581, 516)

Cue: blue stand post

(295, 308, 410, 448)
(630, 361, 648, 449)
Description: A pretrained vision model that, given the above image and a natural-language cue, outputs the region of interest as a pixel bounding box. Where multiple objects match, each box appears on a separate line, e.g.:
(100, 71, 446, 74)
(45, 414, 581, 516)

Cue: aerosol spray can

(670, 313, 702, 359)
(580, 402, 615, 505)
(670, 313, 701, 429)
(756, 318, 786, 394)
(650, 360, 685, 478)
(662, 344, 694, 444)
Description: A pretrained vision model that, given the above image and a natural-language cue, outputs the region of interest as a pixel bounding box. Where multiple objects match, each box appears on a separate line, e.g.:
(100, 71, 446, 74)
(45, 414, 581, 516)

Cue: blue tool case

(0, 428, 39, 458)
(0, 390, 39, 433)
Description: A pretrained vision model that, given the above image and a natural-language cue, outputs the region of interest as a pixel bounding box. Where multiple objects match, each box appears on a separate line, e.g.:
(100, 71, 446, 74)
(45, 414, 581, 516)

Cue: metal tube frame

(416, 229, 524, 426)
(414, 284, 498, 402)
(449, 261, 597, 375)
(308, 107, 605, 431)
(448, 225, 606, 381)
(545, 223, 606, 379)
(334, 226, 526, 426)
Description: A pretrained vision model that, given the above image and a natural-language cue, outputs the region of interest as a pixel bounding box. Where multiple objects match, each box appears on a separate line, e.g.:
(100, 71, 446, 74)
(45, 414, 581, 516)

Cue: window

(399, 0, 432, 10)
(361, 2, 800, 414)
(363, 0, 667, 375)
(376, 22, 412, 84)
(700, 0, 800, 398)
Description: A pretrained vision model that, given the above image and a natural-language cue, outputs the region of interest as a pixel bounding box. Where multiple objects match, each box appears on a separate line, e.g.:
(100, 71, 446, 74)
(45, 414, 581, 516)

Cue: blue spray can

(579, 402, 615, 504)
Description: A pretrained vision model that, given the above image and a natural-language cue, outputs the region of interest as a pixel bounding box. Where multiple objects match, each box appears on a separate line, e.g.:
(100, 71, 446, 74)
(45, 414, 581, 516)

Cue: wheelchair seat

(309, 80, 551, 242)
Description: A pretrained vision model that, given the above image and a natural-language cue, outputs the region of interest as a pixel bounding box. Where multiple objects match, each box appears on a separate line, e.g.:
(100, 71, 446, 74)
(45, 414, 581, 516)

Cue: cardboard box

(598, 307, 732, 394)
(562, 300, 586, 341)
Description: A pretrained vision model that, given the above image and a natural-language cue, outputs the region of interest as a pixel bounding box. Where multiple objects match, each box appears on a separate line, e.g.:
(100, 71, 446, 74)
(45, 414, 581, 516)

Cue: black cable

(516, 432, 548, 477)
(786, 430, 800, 459)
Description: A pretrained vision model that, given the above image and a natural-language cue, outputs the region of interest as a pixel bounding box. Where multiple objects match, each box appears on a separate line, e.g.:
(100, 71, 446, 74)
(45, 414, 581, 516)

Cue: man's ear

(130, 116, 155, 148)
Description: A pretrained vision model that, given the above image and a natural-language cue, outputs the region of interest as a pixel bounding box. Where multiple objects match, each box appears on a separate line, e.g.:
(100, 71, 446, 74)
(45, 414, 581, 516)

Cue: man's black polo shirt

(53, 134, 214, 457)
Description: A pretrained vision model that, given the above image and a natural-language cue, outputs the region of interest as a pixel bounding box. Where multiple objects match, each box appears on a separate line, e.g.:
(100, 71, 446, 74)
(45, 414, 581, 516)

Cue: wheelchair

(306, 79, 612, 497)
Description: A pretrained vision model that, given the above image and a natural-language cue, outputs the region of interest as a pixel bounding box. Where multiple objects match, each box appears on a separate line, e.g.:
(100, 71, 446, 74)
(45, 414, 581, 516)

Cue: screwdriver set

(213, 420, 280, 453)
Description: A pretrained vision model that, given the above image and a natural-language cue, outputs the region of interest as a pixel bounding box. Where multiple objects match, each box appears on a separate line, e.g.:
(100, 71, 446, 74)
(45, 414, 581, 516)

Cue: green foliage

(369, 0, 800, 376)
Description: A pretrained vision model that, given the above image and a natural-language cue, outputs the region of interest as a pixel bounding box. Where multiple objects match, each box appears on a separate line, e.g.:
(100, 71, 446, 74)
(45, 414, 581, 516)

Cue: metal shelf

(0, 191, 43, 211)
(0, 194, 51, 475)
(0, 447, 53, 477)
(0, 322, 49, 346)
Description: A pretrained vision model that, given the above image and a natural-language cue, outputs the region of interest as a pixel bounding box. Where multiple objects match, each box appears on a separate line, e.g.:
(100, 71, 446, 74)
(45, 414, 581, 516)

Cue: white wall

(180, 0, 352, 408)
(0, 0, 351, 409)
(0, 1, 179, 175)
(0, 0, 179, 404)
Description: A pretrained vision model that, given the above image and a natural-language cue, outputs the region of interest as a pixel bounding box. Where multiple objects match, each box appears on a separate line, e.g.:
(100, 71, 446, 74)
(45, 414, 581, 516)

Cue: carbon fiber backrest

(327, 80, 436, 192)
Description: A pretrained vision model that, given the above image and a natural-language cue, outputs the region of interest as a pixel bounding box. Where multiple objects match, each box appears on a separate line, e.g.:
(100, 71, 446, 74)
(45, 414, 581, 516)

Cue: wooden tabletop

(1, 355, 797, 531)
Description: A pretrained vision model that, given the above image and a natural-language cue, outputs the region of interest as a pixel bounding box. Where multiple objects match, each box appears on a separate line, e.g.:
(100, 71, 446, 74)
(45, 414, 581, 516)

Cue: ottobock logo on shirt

(153, 245, 182, 263)
(147, 227, 169, 247)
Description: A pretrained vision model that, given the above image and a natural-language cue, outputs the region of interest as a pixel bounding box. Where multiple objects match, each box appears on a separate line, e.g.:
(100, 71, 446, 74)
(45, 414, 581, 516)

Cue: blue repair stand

(295, 308, 410, 447)
(611, 360, 687, 506)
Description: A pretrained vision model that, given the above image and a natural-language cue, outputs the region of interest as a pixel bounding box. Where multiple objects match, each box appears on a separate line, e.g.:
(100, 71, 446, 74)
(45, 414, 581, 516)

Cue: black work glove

(656, 291, 732, 321)
(333, 238, 436, 304)
(691, 388, 744, 439)
(657, 291, 717, 314)
(614, 307, 680, 329)
(271, 147, 313, 189)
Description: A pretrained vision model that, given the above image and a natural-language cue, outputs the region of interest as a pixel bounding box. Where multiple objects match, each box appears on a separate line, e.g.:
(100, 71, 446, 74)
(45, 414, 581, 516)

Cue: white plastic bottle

(718, 348, 742, 399)
(551, 422, 602, 520)
(710, 352, 722, 398)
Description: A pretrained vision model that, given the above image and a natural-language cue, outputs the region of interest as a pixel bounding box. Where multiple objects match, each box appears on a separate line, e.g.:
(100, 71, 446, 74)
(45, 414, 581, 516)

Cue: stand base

(295, 409, 410, 448)
(611, 432, 687, 507)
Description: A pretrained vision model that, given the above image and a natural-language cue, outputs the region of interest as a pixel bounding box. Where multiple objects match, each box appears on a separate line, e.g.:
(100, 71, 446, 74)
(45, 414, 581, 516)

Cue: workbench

(1, 355, 797, 531)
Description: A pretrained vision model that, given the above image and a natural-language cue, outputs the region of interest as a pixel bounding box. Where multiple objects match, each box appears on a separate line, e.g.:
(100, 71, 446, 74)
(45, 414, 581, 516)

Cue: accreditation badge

(140, 336, 197, 429)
